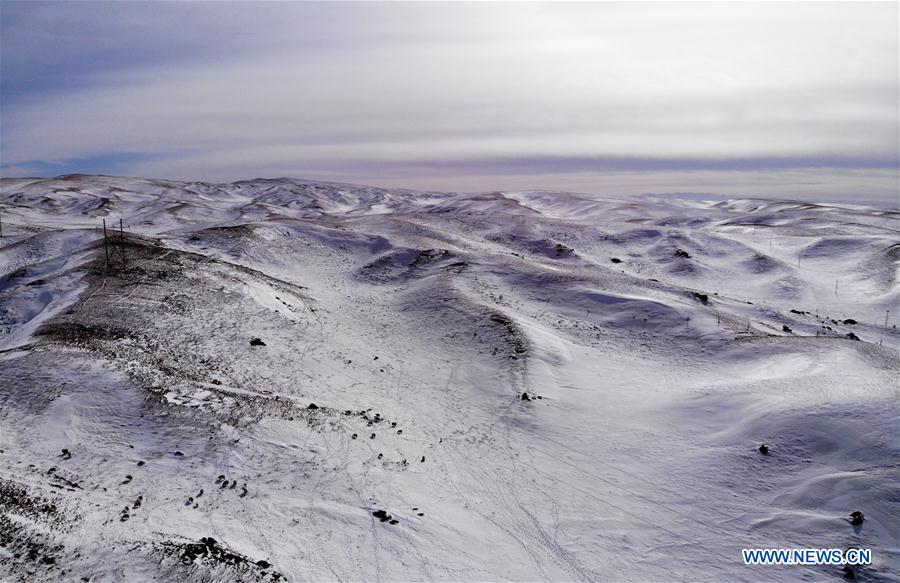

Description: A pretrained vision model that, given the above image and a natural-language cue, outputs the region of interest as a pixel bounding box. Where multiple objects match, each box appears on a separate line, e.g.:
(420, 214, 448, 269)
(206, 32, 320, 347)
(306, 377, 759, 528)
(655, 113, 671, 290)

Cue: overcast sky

(1, 2, 898, 201)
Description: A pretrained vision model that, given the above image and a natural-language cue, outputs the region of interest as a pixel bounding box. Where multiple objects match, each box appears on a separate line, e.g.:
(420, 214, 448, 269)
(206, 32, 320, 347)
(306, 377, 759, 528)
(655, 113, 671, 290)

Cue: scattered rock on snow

(372, 509, 391, 522)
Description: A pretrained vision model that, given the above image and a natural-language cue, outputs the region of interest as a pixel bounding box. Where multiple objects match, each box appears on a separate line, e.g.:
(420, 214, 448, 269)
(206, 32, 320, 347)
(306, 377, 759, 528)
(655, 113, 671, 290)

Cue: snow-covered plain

(0, 174, 897, 582)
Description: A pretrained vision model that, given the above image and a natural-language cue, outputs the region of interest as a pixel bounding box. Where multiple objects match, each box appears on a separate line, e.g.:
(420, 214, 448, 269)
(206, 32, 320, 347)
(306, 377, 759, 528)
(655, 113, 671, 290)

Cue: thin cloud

(1, 2, 897, 200)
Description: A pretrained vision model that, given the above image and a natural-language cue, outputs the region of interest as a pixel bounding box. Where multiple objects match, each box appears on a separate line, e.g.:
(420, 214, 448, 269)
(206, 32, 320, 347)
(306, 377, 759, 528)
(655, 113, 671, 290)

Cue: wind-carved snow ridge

(0, 174, 897, 582)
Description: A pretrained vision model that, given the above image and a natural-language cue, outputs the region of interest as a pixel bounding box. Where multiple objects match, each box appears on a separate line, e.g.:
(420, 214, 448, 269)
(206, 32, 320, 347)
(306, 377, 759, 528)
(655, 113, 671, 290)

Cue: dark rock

(136, 460, 145, 466)
(351, 434, 357, 439)
(674, 248, 691, 258)
(782, 325, 792, 333)
(249, 338, 266, 346)
(843, 566, 856, 580)
(521, 392, 530, 401)
(691, 292, 708, 304)
(843, 319, 857, 325)
(257, 560, 271, 568)
(372, 510, 390, 522)
(610, 258, 622, 264)
(758, 444, 769, 455)
(420, 456, 425, 463)
(846, 332, 860, 341)
(849, 511, 864, 526)
(307, 403, 319, 410)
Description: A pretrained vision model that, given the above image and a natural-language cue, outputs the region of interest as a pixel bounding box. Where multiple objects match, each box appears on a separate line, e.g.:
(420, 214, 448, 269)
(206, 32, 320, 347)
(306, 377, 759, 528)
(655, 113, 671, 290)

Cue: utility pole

(119, 218, 127, 271)
(102, 219, 111, 274)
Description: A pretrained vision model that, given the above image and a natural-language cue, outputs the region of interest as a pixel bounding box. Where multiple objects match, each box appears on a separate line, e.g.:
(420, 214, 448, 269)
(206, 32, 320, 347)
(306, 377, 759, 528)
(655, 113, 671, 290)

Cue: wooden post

(102, 219, 110, 274)
(119, 218, 127, 271)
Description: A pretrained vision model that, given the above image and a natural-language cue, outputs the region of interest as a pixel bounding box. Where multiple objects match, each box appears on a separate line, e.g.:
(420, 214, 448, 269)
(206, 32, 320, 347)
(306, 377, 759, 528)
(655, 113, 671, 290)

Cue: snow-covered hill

(0, 174, 897, 582)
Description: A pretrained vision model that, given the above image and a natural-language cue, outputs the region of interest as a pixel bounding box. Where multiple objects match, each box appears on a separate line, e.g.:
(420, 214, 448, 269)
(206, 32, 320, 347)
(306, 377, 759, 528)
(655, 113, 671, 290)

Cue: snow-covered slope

(0, 174, 897, 582)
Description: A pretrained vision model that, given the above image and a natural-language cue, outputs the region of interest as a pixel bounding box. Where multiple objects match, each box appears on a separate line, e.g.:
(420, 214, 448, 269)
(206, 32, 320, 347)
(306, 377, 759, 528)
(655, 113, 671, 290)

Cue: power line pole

(119, 218, 127, 271)
(102, 219, 111, 274)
